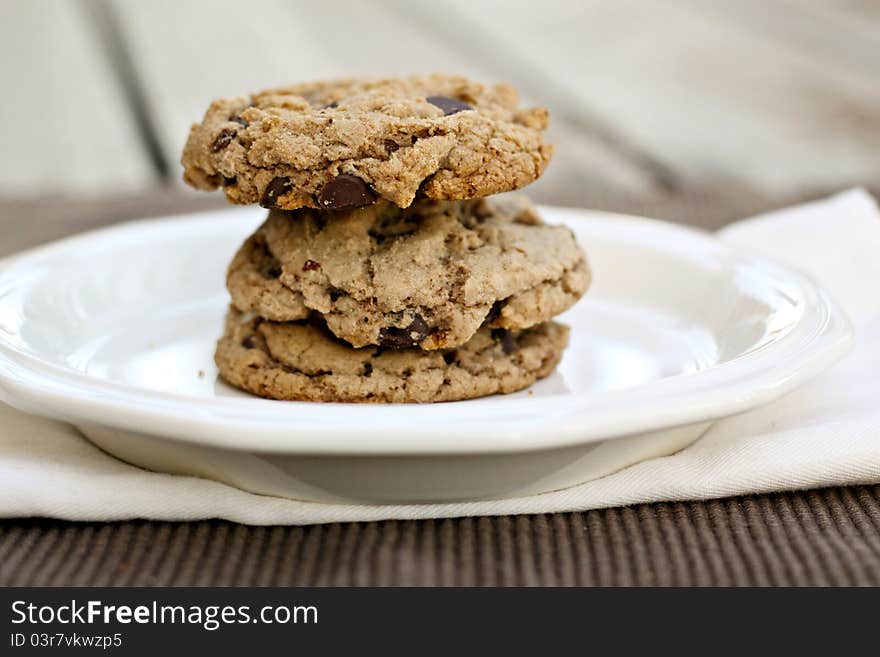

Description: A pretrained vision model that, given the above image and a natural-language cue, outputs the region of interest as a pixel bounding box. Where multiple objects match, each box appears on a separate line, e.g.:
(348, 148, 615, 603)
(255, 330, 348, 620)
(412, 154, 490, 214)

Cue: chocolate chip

(302, 259, 321, 272)
(264, 263, 282, 279)
(211, 128, 237, 153)
(384, 139, 400, 154)
(442, 350, 457, 365)
(222, 176, 237, 187)
(379, 328, 413, 348)
(362, 362, 373, 377)
(378, 315, 429, 348)
(318, 174, 376, 210)
(323, 101, 339, 109)
(241, 335, 256, 349)
(407, 314, 429, 338)
(426, 95, 472, 116)
(491, 329, 518, 355)
(261, 177, 291, 208)
(485, 300, 504, 324)
(328, 287, 344, 302)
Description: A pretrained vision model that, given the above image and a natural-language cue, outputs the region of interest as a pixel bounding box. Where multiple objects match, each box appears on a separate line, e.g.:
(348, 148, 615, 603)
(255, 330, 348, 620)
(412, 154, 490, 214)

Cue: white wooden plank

(111, 0, 657, 196)
(0, 0, 154, 196)
(426, 0, 880, 194)
(111, 0, 338, 175)
(275, 0, 662, 194)
(714, 0, 880, 81)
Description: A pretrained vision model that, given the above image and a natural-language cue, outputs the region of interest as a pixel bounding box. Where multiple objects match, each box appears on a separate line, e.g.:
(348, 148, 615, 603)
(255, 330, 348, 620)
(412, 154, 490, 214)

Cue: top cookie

(181, 74, 552, 211)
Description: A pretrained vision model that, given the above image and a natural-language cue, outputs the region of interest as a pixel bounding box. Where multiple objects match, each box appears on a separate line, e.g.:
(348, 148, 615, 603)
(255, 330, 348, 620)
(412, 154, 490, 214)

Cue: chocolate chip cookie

(182, 74, 552, 210)
(227, 196, 589, 349)
(215, 307, 568, 403)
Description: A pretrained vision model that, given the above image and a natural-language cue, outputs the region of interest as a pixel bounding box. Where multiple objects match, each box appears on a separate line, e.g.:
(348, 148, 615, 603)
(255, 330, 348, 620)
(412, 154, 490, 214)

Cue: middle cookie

(228, 196, 589, 350)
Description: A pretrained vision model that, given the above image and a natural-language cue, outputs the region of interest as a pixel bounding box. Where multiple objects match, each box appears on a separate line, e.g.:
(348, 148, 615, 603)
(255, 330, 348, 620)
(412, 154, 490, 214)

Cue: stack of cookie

(181, 75, 589, 402)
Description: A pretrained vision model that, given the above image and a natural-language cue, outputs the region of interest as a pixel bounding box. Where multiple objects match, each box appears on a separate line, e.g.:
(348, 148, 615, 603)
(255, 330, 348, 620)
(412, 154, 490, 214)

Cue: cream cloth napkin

(2, 189, 878, 524)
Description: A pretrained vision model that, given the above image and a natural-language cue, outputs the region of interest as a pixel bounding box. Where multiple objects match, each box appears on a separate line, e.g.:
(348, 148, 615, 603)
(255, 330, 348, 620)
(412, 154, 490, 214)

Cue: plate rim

(0, 206, 854, 455)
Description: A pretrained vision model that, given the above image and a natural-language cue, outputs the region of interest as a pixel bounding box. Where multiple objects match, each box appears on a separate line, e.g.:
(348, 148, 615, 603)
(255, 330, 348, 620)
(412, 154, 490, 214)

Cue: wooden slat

(715, 0, 880, 81)
(110, 0, 340, 173)
(421, 0, 880, 195)
(109, 0, 660, 198)
(377, 0, 677, 195)
(0, 0, 155, 197)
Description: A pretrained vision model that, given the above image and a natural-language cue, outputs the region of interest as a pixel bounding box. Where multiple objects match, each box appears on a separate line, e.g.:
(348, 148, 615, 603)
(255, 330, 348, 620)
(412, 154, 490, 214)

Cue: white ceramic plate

(0, 206, 852, 503)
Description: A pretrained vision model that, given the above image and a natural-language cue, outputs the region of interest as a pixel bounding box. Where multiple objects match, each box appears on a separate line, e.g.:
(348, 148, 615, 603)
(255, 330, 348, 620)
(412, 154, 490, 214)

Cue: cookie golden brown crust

(215, 308, 569, 403)
(182, 74, 552, 210)
(226, 196, 589, 350)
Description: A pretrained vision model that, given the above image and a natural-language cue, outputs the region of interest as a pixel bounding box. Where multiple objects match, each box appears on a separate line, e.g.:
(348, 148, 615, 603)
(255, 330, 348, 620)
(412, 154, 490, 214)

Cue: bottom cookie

(215, 308, 569, 403)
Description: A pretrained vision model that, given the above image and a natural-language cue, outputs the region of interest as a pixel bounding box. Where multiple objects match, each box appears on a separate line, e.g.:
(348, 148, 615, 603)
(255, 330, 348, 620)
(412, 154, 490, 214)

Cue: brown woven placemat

(2, 486, 880, 586)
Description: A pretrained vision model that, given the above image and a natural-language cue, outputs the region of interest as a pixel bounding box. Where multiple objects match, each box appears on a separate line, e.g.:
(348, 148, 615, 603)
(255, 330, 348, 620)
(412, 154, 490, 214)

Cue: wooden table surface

(1, 1, 879, 586)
